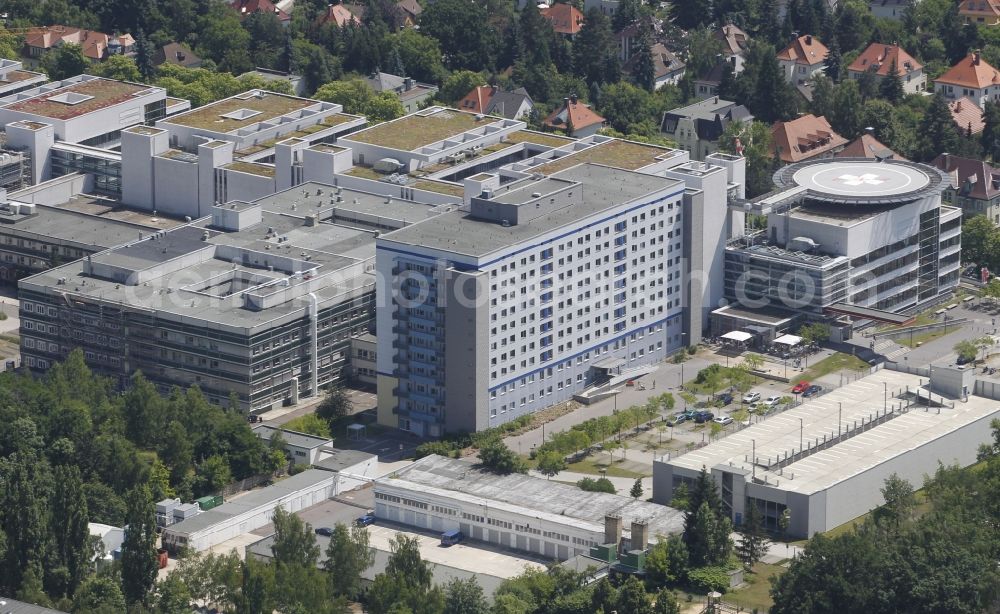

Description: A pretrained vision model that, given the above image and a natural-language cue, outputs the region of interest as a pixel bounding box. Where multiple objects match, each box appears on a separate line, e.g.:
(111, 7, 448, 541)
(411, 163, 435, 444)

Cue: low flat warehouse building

(652, 367, 1000, 538)
(374, 455, 684, 561)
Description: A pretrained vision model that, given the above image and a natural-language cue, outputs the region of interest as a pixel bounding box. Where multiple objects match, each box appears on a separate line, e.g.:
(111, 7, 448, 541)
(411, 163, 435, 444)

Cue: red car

(792, 381, 811, 394)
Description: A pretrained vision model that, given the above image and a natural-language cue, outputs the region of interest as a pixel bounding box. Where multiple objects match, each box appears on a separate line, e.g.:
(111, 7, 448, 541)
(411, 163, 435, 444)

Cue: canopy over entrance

(773, 334, 802, 346)
(721, 330, 753, 342)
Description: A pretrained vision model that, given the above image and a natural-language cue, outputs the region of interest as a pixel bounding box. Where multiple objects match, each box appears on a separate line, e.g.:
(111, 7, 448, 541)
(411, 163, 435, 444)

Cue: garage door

(529, 538, 540, 554)
(432, 516, 443, 532)
(516, 535, 527, 551)
(404, 510, 415, 525)
(558, 545, 568, 560)
(472, 526, 483, 540)
(415, 513, 426, 528)
(489, 529, 499, 544)
(501, 532, 511, 547)
(544, 541, 556, 558)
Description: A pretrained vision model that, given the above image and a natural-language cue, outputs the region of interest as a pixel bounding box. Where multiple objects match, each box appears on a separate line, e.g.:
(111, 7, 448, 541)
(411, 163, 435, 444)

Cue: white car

(763, 395, 782, 407)
(713, 415, 733, 426)
(742, 392, 761, 404)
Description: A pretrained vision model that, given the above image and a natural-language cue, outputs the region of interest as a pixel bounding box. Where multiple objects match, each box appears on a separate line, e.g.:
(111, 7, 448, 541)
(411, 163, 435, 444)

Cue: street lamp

(883, 381, 887, 411)
(799, 417, 803, 453)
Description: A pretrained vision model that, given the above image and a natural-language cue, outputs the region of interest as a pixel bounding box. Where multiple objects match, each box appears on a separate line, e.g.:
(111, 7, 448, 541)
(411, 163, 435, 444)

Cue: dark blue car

(356, 512, 376, 527)
(803, 385, 822, 398)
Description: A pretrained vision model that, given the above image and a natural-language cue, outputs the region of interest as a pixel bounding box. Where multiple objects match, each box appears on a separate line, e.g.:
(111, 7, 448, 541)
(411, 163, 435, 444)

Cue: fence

(867, 318, 969, 341)
(220, 473, 273, 499)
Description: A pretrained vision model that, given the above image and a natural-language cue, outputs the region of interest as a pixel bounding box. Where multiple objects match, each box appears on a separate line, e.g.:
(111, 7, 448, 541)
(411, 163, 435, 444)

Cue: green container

(196, 495, 223, 511)
(589, 544, 618, 563)
(619, 550, 646, 572)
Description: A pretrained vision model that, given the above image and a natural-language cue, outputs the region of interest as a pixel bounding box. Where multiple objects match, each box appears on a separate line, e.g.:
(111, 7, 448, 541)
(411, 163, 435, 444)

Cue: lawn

(565, 458, 646, 479)
(895, 325, 958, 348)
(799, 352, 870, 382)
(726, 562, 785, 613)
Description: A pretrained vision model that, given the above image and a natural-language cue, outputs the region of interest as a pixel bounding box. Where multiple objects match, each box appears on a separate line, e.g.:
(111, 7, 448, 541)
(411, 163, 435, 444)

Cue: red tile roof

(949, 97, 985, 135)
(24, 26, 132, 60)
(715, 24, 749, 57)
(771, 114, 847, 163)
(835, 133, 905, 160)
(931, 153, 1000, 200)
(935, 52, 1000, 89)
(543, 97, 605, 134)
(457, 85, 496, 114)
(847, 43, 922, 76)
(314, 3, 360, 27)
(540, 3, 584, 35)
(959, 0, 1000, 18)
(776, 35, 828, 66)
(230, 0, 290, 22)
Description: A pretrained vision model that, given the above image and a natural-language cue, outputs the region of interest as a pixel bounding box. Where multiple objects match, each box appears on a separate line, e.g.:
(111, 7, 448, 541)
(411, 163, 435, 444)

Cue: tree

(982, 100, 1000, 162)
(613, 0, 641, 31)
(235, 556, 273, 614)
(916, 93, 961, 161)
(574, 8, 618, 85)
(615, 575, 652, 614)
(93, 54, 142, 82)
(41, 43, 89, 80)
(830, 79, 863, 139)
(878, 60, 904, 103)
(271, 507, 320, 569)
(736, 503, 769, 569)
(718, 119, 776, 198)
(134, 28, 155, 81)
(962, 215, 996, 267)
(392, 30, 446, 84)
(652, 588, 681, 614)
(875, 473, 915, 531)
(154, 575, 193, 614)
(671, 0, 708, 29)
(478, 441, 527, 474)
(630, 21, 656, 92)
(49, 464, 89, 597)
(630, 477, 644, 499)
(824, 36, 842, 82)
(798, 322, 831, 345)
(535, 451, 566, 479)
(367, 533, 442, 614)
(315, 385, 353, 425)
(420, 0, 492, 70)
(323, 523, 374, 598)
(444, 577, 489, 614)
(121, 484, 158, 607)
(73, 575, 127, 614)
(954, 339, 979, 364)
(738, 42, 799, 123)
(0, 450, 49, 593)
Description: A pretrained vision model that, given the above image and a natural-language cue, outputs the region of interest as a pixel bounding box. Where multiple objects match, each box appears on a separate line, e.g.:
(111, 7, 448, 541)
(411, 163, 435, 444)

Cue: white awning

(773, 334, 802, 346)
(721, 331, 753, 342)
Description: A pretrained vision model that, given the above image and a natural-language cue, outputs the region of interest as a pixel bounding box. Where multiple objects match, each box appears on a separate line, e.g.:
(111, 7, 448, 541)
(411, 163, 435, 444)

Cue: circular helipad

(790, 161, 930, 198)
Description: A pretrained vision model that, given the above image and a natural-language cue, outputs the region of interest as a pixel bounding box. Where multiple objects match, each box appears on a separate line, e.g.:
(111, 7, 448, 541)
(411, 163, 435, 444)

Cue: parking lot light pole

(799, 417, 803, 453)
(884, 382, 887, 411)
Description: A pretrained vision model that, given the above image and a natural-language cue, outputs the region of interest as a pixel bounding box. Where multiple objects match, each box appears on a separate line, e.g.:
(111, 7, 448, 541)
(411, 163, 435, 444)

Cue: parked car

(716, 392, 734, 405)
(803, 384, 823, 398)
(743, 392, 761, 404)
(441, 530, 464, 547)
(356, 512, 376, 527)
(713, 415, 733, 426)
(694, 411, 715, 423)
(791, 381, 811, 394)
(315, 527, 333, 537)
(763, 395, 782, 408)
(667, 412, 688, 426)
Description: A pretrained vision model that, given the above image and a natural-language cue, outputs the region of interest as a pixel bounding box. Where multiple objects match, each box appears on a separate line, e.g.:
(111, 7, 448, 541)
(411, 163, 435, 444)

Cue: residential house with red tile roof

(543, 95, 605, 137)
(835, 133, 905, 160)
(931, 153, 1000, 221)
(457, 85, 496, 114)
(771, 114, 847, 163)
(541, 3, 584, 36)
(230, 0, 291, 23)
(934, 51, 1000, 108)
(948, 97, 985, 135)
(457, 84, 534, 120)
(776, 35, 828, 86)
(959, 0, 1000, 25)
(315, 2, 361, 27)
(153, 42, 202, 69)
(714, 24, 749, 73)
(24, 26, 134, 62)
(395, 0, 423, 27)
(847, 43, 926, 94)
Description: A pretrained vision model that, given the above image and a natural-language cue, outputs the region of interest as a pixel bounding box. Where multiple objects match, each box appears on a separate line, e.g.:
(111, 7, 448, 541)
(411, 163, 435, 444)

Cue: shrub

(577, 477, 617, 493)
(414, 440, 458, 459)
(687, 566, 730, 594)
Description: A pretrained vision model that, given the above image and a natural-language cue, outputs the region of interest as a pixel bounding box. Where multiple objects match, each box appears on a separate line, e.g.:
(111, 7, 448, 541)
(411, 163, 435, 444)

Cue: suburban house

(949, 97, 985, 135)
(959, 0, 1000, 25)
(847, 43, 926, 94)
(229, 0, 291, 24)
(457, 85, 534, 120)
(660, 97, 752, 160)
(315, 3, 362, 27)
(543, 96, 605, 137)
(694, 61, 727, 99)
(714, 23, 749, 73)
(771, 114, 847, 163)
(624, 43, 685, 89)
(395, 0, 423, 27)
(23, 26, 134, 62)
(870, 0, 912, 20)
(776, 34, 828, 85)
(931, 153, 1000, 222)
(835, 133, 905, 160)
(934, 52, 1000, 107)
(541, 3, 585, 37)
(364, 71, 438, 113)
(153, 42, 202, 69)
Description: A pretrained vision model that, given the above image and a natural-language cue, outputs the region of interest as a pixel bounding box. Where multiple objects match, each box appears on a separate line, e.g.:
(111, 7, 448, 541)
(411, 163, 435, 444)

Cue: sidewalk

(504, 355, 714, 454)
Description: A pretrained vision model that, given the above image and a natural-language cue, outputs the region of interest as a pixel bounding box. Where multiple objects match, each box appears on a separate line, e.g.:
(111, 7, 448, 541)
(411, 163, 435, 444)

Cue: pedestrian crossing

(872, 337, 909, 361)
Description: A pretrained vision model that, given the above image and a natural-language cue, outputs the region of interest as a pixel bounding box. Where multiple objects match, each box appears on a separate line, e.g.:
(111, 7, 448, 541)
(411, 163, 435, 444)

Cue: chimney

(570, 93, 578, 104)
(563, 96, 570, 108)
(631, 520, 649, 551)
(404, 77, 413, 91)
(491, 84, 498, 95)
(805, 34, 812, 45)
(604, 514, 622, 546)
(975, 51, 982, 65)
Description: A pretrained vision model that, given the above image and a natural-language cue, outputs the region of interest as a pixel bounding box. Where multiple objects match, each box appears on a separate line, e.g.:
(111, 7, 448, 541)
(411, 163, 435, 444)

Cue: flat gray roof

(165, 469, 336, 537)
(664, 370, 1000, 495)
(253, 424, 331, 450)
(314, 449, 377, 472)
(380, 455, 685, 538)
(379, 164, 682, 258)
(0, 598, 68, 614)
